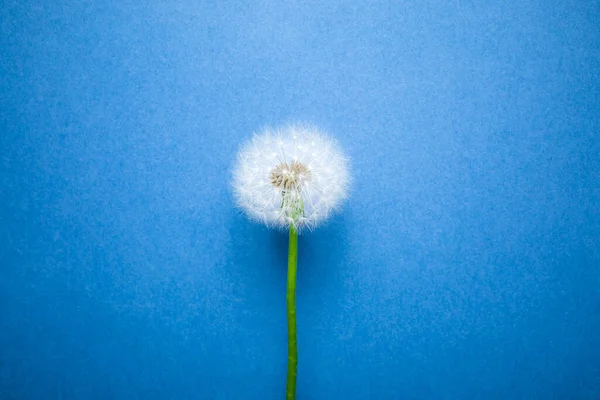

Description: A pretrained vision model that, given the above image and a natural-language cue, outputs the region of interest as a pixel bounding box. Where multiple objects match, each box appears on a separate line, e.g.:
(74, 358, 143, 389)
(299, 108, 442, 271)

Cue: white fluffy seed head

(232, 124, 350, 232)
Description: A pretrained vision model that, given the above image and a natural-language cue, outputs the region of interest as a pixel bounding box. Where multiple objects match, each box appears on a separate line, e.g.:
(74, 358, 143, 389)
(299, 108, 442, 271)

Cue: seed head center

(270, 161, 311, 190)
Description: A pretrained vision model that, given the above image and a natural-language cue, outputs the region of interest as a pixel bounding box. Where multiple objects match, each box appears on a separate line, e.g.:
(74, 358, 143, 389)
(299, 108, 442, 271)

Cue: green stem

(286, 226, 298, 400)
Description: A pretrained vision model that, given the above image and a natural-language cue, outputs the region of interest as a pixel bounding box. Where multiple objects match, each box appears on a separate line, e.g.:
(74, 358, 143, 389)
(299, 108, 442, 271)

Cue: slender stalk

(286, 226, 298, 400)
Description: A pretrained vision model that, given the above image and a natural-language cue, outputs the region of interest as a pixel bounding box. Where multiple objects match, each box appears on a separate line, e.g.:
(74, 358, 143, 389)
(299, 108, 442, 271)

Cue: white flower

(232, 124, 350, 231)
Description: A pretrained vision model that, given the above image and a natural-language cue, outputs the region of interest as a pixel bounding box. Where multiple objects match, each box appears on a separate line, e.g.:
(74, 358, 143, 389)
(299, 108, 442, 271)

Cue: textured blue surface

(1, 1, 600, 399)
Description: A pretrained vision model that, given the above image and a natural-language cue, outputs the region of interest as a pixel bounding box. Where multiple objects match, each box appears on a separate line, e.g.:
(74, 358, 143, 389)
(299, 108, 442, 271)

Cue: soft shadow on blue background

(1, 1, 599, 398)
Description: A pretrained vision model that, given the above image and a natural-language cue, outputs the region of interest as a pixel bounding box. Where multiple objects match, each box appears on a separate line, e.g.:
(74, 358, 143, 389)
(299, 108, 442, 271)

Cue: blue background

(1, 1, 599, 398)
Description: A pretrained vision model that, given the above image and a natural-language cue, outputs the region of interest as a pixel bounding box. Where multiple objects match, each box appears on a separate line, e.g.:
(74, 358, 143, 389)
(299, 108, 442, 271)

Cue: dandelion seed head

(232, 124, 350, 231)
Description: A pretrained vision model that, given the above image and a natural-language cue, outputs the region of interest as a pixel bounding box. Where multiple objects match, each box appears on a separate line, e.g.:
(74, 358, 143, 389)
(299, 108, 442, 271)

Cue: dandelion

(232, 124, 350, 399)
